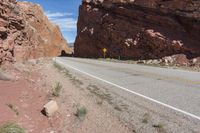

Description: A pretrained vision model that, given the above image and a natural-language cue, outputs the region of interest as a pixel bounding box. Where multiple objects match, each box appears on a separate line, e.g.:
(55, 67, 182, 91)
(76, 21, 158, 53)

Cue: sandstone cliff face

(0, 0, 70, 64)
(75, 0, 200, 60)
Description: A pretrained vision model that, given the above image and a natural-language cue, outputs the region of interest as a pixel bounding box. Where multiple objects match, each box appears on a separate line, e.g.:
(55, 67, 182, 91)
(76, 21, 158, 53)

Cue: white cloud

(45, 11, 73, 19)
(45, 11, 77, 32)
(51, 18, 77, 31)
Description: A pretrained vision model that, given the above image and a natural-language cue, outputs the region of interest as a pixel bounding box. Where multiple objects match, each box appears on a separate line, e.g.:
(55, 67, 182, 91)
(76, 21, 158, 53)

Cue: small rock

(152, 59, 160, 64)
(43, 100, 58, 117)
(163, 56, 173, 64)
(0, 18, 8, 27)
(146, 60, 152, 64)
(0, 27, 7, 32)
(3, 43, 9, 51)
(0, 70, 14, 81)
(192, 58, 197, 64)
(14, 63, 29, 72)
(137, 60, 146, 64)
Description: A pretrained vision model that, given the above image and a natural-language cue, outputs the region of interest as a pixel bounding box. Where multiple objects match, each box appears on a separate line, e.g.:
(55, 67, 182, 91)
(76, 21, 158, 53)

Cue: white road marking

(54, 58, 200, 121)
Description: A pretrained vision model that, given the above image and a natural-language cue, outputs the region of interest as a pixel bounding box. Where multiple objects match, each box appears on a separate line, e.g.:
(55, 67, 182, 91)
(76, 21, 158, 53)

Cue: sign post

(103, 48, 107, 59)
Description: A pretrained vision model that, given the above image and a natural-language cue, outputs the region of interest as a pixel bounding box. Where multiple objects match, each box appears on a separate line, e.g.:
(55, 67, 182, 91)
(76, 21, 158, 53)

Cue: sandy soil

(0, 59, 132, 133)
(0, 60, 62, 133)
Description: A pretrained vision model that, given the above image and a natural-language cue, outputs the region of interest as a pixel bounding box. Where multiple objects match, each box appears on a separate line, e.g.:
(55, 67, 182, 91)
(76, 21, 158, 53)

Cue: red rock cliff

(0, 0, 70, 64)
(74, 0, 200, 60)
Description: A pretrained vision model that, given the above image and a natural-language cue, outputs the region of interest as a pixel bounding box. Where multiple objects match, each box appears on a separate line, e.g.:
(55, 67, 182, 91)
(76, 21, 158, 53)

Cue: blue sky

(18, 0, 81, 43)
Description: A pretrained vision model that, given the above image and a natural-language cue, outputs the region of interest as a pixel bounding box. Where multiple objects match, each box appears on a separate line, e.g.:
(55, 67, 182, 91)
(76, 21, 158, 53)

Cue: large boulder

(0, 0, 71, 65)
(74, 0, 200, 60)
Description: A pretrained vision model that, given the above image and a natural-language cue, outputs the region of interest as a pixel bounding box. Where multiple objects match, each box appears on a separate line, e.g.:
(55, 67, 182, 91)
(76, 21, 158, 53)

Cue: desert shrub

(0, 123, 25, 133)
(153, 123, 163, 129)
(75, 106, 87, 119)
(52, 82, 62, 97)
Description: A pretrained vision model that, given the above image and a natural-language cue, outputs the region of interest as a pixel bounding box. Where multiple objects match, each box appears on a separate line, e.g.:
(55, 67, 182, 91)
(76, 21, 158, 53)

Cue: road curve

(54, 57, 200, 120)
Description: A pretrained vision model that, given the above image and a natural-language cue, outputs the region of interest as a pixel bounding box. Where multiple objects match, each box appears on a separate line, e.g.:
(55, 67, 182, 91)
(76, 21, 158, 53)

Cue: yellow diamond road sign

(103, 48, 107, 53)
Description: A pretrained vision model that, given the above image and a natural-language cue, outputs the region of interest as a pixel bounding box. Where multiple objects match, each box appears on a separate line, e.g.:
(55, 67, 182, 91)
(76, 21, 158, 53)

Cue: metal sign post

(103, 48, 107, 59)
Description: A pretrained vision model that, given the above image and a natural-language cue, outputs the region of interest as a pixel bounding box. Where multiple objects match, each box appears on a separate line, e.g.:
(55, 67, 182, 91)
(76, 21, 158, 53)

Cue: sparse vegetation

(53, 62, 83, 86)
(114, 105, 122, 111)
(53, 62, 64, 70)
(97, 100, 103, 105)
(142, 118, 148, 124)
(0, 122, 25, 133)
(106, 58, 111, 61)
(142, 113, 149, 124)
(75, 106, 87, 119)
(63, 69, 72, 78)
(7, 104, 19, 116)
(71, 77, 83, 85)
(52, 82, 62, 97)
(153, 123, 164, 129)
(87, 85, 113, 104)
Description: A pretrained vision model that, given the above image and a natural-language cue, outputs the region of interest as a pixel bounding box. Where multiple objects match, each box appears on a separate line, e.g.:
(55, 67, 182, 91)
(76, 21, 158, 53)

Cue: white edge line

(53, 58, 200, 121)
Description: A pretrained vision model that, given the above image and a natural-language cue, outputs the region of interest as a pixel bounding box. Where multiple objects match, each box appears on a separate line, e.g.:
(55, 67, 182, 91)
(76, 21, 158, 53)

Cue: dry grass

(142, 118, 148, 124)
(114, 105, 122, 111)
(52, 82, 62, 97)
(7, 104, 19, 116)
(142, 113, 149, 124)
(53, 62, 83, 86)
(87, 85, 112, 104)
(70, 77, 83, 86)
(75, 106, 87, 119)
(153, 123, 164, 129)
(0, 122, 25, 133)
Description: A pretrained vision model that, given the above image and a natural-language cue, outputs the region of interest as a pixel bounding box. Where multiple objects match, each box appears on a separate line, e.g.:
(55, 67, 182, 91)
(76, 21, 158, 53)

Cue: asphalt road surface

(54, 57, 200, 121)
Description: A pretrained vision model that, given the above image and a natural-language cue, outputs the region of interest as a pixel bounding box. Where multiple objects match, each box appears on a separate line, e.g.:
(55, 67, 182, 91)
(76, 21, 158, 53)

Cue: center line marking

(54, 58, 200, 121)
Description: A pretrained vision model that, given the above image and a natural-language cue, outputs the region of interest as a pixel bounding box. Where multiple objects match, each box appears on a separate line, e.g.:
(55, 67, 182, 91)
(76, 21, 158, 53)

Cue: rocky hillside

(74, 0, 200, 60)
(0, 0, 70, 65)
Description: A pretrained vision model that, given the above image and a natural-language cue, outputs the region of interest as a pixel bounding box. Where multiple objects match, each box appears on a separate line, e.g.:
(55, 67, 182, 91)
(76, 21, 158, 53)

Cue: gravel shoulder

(44, 60, 133, 133)
(54, 58, 200, 133)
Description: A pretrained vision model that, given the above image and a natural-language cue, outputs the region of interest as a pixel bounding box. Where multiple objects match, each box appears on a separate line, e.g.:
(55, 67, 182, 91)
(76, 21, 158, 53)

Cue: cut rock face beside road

(0, 0, 71, 65)
(75, 0, 200, 61)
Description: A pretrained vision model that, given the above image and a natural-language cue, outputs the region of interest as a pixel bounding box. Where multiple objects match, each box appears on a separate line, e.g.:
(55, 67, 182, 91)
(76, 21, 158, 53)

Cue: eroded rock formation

(75, 0, 200, 60)
(0, 0, 70, 64)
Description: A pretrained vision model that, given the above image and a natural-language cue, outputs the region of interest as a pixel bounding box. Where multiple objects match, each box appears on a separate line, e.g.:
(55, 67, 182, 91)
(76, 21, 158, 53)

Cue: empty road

(54, 57, 200, 121)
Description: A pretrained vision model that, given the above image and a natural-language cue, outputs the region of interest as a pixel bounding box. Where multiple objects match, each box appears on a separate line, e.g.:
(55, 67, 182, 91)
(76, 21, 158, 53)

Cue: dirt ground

(0, 59, 132, 133)
(1, 59, 199, 133)
(0, 60, 62, 133)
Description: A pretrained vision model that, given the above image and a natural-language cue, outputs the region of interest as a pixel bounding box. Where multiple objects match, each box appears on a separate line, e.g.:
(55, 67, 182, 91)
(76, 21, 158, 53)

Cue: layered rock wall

(0, 0, 70, 64)
(75, 0, 200, 60)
